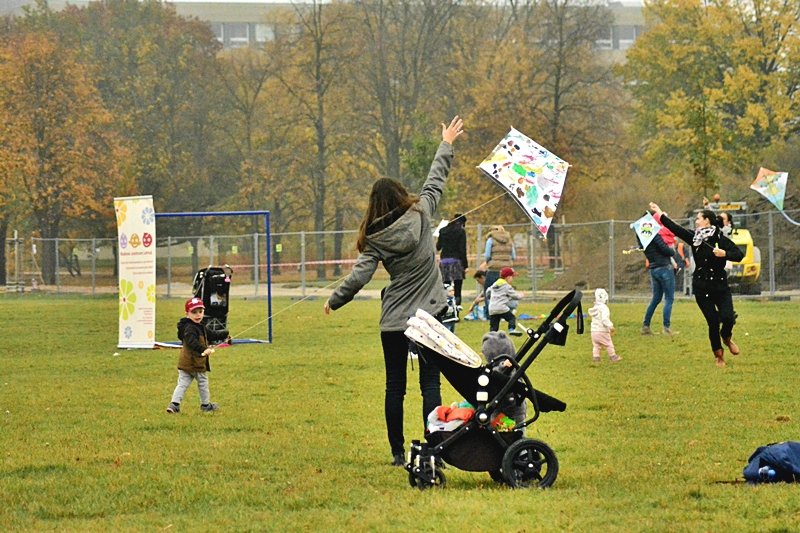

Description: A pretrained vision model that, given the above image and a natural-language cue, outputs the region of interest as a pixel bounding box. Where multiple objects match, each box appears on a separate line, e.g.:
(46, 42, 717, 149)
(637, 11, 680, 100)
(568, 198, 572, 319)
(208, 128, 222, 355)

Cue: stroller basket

(403, 290, 583, 490)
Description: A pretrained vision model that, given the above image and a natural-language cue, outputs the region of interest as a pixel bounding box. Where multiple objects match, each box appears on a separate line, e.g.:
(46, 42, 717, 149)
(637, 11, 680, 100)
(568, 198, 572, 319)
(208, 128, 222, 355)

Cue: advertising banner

(114, 196, 156, 348)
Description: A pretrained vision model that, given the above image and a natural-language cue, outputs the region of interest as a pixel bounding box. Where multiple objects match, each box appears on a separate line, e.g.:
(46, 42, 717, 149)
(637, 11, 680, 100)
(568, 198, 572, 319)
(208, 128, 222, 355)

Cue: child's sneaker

(592, 356, 601, 363)
(508, 329, 523, 337)
(166, 402, 180, 414)
(610, 355, 622, 362)
(200, 403, 219, 412)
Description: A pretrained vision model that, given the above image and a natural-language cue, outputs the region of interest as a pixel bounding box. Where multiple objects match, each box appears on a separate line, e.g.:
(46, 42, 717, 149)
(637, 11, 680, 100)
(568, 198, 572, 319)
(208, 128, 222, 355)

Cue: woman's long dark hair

(356, 178, 418, 252)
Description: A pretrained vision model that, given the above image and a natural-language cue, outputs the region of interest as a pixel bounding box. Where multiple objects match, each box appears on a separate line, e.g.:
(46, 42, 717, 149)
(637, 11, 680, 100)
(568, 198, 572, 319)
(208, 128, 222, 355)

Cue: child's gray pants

(170, 369, 210, 405)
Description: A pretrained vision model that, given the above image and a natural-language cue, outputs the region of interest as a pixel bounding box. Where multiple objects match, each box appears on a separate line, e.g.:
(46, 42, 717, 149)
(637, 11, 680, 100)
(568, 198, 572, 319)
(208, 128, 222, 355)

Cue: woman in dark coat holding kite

(648, 202, 744, 367)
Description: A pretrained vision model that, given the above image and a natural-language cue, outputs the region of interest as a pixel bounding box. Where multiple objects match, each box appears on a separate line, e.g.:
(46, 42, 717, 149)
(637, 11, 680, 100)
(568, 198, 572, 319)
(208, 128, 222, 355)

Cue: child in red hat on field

(166, 297, 219, 414)
(486, 267, 524, 336)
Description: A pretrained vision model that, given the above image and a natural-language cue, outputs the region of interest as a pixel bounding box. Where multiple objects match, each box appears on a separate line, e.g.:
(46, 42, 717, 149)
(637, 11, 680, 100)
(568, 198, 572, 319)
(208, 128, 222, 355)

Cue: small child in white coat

(588, 288, 621, 363)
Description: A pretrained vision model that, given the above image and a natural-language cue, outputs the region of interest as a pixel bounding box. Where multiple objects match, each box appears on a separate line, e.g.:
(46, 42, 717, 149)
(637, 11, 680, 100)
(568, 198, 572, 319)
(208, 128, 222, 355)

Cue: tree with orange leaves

(0, 30, 128, 284)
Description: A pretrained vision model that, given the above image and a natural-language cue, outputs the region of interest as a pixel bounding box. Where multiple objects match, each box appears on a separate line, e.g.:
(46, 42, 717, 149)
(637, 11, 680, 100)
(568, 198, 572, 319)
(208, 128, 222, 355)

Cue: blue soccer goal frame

(155, 210, 272, 343)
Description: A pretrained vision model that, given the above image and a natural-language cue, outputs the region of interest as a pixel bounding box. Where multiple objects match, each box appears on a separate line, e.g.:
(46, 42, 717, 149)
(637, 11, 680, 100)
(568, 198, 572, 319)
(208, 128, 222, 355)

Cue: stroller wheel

(501, 438, 559, 489)
(408, 461, 446, 491)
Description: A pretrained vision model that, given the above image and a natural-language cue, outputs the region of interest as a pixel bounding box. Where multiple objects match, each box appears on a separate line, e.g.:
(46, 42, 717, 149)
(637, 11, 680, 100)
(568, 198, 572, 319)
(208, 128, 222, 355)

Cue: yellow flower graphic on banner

(119, 279, 137, 320)
(147, 284, 156, 303)
(115, 201, 128, 228)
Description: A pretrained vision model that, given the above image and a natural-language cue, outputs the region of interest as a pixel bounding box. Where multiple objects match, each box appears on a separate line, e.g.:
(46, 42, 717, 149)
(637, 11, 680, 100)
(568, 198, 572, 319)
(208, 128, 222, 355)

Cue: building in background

(3, 0, 644, 53)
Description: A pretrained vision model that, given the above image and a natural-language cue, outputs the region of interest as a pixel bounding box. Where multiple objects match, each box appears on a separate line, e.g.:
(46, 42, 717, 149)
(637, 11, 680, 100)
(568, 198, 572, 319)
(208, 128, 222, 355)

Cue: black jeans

(489, 310, 517, 332)
(694, 285, 735, 351)
(380, 331, 441, 456)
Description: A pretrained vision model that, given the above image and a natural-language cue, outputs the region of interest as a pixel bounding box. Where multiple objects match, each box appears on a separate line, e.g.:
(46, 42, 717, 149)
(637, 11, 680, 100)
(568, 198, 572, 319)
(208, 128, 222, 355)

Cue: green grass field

(1, 293, 799, 532)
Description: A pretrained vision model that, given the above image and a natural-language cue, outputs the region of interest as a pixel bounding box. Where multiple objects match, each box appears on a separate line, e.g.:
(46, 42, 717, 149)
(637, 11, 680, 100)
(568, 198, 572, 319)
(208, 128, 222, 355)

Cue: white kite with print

(478, 128, 569, 237)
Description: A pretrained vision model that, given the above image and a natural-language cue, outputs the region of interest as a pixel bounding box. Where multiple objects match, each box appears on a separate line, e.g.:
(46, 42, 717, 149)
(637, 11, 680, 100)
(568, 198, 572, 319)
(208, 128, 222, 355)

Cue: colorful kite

(630, 212, 661, 250)
(478, 128, 569, 237)
(750, 167, 799, 225)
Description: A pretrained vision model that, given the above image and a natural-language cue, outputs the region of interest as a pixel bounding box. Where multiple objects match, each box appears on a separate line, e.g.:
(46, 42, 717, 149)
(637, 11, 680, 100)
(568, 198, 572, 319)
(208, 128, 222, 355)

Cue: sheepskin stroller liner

(404, 290, 583, 490)
(191, 265, 233, 344)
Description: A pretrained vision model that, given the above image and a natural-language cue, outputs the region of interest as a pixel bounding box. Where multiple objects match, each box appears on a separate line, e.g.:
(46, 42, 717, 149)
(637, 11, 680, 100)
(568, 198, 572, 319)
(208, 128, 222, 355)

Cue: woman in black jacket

(436, 213, 468, 305)
(649, 202, 745, 367)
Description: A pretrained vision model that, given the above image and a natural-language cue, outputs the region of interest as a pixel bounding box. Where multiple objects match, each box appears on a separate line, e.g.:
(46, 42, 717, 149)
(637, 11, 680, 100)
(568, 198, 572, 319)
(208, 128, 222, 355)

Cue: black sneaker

(200, 403, 219, 412)
(391, 453, 404, 467)
(166, 402, 180, 414)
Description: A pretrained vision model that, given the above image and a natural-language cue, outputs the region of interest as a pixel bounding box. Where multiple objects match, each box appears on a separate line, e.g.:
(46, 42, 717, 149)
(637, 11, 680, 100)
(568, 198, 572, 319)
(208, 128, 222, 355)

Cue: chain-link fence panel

(744, 209, 800, 294)
(20, 237, 117, 295)
(3, 209, 798, 297)
(271, 230, 362, 285)
(156, 233, 265, 299)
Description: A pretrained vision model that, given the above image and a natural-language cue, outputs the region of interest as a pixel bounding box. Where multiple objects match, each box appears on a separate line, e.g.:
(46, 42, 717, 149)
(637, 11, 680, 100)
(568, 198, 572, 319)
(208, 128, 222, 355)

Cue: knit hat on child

(482, 331, 516, 359)
(594, 288, 608, 304)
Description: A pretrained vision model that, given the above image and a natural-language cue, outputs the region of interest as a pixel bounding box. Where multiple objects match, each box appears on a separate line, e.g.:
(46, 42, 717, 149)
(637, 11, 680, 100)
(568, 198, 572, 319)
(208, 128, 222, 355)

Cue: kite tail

(780, 210, 800, 226)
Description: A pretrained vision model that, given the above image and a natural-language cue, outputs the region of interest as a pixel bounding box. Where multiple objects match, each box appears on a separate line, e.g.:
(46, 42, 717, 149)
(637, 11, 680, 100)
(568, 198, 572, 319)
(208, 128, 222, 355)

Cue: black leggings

(380, 331, 441, 456)
(693, 286, 735, 352)
(452, 279, 463, 305)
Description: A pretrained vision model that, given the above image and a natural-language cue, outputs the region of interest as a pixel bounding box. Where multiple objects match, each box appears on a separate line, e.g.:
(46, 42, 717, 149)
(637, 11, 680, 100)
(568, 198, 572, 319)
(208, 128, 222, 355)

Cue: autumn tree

(266, 1, 359, 278)
(215, 43, 319, 274)
(623, 0, 800, 198)
(0, 30, 127, 283)
(350, 0, 460, 189)
(49, 0, 229, 216)
(440, 0, 629, 224)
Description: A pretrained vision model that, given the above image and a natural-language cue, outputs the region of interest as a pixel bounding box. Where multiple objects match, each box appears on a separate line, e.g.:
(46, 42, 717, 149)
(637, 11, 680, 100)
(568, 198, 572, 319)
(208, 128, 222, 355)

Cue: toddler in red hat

(486, 267, 524, 336)
(166, 297, 219, 414)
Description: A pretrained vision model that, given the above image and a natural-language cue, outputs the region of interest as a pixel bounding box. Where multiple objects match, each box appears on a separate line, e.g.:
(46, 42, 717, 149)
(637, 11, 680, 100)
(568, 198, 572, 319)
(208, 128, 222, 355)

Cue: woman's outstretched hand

(442, 116, 464, 145)
(649, 202, 662, 216)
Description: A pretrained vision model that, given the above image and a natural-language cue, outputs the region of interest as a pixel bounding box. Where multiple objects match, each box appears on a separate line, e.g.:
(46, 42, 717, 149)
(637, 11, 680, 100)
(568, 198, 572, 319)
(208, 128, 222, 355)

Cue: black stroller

(191, 265, 233, 344)
(403, 290, 583, 490)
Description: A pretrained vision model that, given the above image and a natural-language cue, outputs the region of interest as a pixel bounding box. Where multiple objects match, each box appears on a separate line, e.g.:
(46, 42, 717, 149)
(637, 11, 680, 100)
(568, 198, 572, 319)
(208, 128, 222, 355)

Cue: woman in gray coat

(324, 116, 464, 466)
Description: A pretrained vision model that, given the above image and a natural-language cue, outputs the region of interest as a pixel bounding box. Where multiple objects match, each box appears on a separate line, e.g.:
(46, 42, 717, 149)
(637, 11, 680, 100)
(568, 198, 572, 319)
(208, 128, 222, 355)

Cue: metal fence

(4, 209, 799, 299)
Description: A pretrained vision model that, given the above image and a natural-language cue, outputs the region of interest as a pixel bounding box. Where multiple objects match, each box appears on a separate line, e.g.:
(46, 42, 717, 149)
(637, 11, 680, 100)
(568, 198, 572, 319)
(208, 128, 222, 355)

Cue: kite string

(456, 192, 508, 220)
(230, 273, 349, 339)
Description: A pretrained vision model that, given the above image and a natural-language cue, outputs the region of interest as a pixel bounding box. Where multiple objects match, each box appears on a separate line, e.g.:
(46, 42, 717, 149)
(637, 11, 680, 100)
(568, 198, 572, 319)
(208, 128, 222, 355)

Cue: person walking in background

(641, 227, 677, 336)
(483, 225, 516, 317)
(648, 202, 744, 367)
(487, 267, 524, 336)
(717, 212, 736, 273)
(718, 211, 734, 237)
(588, 288, 620, 363)
(436, 213, 468, 305)
(324, 116, 464, 465)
